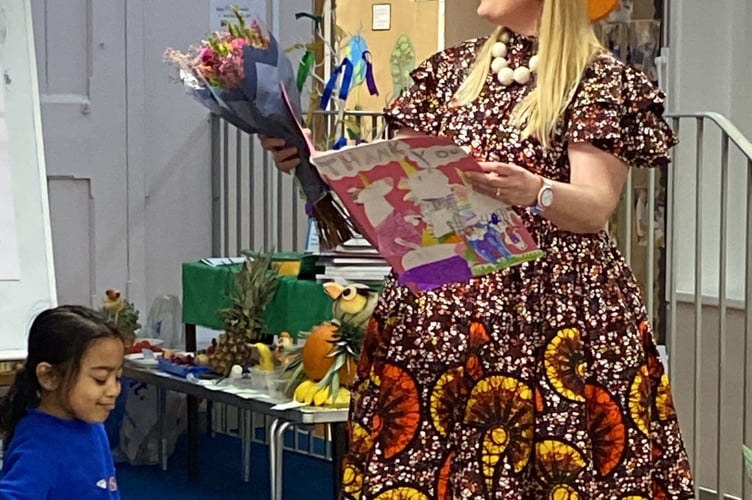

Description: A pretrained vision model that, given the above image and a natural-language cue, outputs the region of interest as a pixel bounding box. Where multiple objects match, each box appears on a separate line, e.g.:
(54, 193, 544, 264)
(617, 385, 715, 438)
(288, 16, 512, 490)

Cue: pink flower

(218, 55, 244, 88)
(200, 47, 217, 64)
(230, 38, 248, 53)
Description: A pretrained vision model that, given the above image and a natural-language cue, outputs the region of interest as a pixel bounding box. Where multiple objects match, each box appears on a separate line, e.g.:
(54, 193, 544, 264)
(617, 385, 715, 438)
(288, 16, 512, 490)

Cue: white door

(31, 0, 312, 314)
(31, 0, 128, 307)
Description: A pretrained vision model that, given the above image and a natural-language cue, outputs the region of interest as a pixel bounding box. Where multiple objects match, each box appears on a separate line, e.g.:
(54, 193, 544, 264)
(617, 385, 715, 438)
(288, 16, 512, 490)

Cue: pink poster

(312, 135, 543, 292)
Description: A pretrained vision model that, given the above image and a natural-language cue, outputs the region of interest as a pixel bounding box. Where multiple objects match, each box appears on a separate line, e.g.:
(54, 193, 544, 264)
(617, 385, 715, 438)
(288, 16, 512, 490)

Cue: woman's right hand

(259, 128, 314, 174)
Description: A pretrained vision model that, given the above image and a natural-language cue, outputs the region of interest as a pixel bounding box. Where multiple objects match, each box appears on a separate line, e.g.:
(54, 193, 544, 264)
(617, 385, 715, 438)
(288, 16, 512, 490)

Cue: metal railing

(209, 111, 752, 497)
(664, 112, 752, 500)
(209, 110, 388, 258)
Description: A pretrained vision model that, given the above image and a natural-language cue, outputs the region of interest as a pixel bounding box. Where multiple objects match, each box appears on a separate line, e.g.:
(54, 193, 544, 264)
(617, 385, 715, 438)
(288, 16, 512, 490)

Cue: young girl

(0, 305, 125, 499)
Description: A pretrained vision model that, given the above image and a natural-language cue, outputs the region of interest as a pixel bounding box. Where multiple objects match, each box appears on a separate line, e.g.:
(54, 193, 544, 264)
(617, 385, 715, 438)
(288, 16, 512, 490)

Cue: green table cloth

(182, 261, 334, 336)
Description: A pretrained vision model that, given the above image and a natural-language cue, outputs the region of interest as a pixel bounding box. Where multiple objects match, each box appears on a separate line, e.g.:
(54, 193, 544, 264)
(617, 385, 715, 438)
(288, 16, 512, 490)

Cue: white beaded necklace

(490, 31, 539, 86)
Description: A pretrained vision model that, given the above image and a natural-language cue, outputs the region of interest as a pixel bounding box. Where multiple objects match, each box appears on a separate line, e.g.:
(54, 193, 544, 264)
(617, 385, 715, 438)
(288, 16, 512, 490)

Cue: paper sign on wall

(209, 0, 267, 31)
(0, 66, 20, 282)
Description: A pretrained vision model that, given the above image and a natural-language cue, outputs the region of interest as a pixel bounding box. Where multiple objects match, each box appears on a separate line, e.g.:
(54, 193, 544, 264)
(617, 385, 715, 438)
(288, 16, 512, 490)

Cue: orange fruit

(302, 322, 359, 386)
(302, 322, 339, 381)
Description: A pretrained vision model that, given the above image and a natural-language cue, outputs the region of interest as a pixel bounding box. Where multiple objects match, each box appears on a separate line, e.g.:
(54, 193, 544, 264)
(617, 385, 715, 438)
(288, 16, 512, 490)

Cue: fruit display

(273, 332, 294, 367)
(125, 340, 163, 355)
(165, 352, 196, 366)
(293, 380, 350, 407)
(155, 350, 214, 378)
(101, 289, 142, 347)
(286, 282, 379, 407)
(209, 253, 280, 376)
(249, 342, 275, 372)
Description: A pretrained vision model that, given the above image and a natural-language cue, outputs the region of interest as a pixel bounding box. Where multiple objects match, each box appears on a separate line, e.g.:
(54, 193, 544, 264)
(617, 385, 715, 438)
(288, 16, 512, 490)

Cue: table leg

(185, 323, 200, 481)
(331, 422, 348, 500)
(157, 387, 168, 471)
(268, 418, 280, 500)
(274, 421, 292, 500)
(187, 395, 200, 480)
(207, 400, 214, 437)
(240, 409, 251, 482)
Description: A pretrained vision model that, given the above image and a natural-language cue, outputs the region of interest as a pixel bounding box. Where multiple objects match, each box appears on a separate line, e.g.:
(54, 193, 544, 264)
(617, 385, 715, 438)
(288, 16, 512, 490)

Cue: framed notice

(372, 4, 391, 31)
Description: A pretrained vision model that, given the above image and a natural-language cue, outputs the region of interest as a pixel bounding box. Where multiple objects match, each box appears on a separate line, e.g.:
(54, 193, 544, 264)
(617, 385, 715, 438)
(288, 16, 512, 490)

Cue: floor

(117, 432, 334, 500)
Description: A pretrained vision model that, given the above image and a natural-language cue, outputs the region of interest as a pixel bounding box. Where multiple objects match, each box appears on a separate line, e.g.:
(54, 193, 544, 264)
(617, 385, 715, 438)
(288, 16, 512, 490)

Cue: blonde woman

(263, 0, 693, 497)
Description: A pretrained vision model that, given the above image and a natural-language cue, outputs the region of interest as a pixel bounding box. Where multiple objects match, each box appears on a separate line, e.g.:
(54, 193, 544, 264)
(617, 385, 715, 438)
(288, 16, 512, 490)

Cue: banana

(313, 386, 331, 406)
(294, 380, 318, 404)
(325, 387, 351, 407)
(251, 342, 275, 371)
(294, 380, 352, 407)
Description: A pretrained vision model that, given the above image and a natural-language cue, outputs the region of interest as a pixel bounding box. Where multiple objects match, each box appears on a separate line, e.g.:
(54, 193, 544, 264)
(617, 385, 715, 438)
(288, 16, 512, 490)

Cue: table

(181, 260, 341, 489)
(123, 364, 349, 500)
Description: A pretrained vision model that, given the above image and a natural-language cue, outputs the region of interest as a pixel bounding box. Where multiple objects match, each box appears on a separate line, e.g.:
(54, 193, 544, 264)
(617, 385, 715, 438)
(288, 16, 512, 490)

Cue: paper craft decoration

(312, 136, 544, 292)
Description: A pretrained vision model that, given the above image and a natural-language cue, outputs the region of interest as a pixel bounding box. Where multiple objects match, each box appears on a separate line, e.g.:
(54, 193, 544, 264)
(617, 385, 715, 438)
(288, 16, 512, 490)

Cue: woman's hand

(464, 162, 542, 207)
(259, 128, 314, 174)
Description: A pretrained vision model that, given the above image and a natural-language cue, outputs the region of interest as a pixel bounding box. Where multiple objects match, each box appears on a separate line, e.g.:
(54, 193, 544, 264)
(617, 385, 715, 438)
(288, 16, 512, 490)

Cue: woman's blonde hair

(453, 0, 604, 148)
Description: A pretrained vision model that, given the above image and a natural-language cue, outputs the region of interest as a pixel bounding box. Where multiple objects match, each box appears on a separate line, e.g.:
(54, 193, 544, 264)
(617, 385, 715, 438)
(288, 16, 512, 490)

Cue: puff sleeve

(565, 57, 678, 168)
(384, 51, 450, 136)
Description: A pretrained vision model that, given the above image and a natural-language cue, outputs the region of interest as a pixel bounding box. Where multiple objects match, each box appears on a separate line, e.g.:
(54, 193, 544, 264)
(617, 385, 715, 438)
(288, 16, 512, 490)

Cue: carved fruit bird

(322, 282, 379, 330)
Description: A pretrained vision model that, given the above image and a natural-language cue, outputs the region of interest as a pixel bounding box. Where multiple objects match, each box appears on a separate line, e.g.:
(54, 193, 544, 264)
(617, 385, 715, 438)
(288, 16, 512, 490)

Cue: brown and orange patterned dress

(341, 33, 694, 500)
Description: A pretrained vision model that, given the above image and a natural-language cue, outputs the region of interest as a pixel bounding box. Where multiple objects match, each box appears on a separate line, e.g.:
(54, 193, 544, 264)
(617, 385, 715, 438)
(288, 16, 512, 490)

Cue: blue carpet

(117, 432, 334, 500)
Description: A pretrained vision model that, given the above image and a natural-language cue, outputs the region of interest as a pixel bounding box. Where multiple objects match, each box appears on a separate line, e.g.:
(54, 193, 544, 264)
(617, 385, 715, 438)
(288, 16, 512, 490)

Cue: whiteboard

(0, 1, 56, 360)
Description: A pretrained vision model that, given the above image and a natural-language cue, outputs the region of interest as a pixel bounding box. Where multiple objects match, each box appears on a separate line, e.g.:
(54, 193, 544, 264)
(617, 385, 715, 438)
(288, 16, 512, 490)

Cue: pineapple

(287, 319, 365, 405)
(287, 282, 378, 405)
(209, 253, 280, 376)
(101, 289, 141, 347)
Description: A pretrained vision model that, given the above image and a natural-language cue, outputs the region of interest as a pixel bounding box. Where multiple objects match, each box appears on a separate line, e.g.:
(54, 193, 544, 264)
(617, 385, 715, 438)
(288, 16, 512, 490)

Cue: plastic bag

(113, 378, 186, 466)
(144, 295, 183, 349)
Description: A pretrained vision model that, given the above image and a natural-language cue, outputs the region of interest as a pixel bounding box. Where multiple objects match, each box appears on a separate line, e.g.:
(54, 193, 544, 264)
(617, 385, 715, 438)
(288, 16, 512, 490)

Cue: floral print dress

(342, 33, 694, 500)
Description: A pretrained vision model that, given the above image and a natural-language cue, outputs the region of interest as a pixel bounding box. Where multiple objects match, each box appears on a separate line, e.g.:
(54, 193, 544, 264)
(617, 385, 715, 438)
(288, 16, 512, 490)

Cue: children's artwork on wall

(343, 34, 370, 92)
(596, 22, 630, 62)
(390, 35, 416, 99)
(634, 187, 665, 248)
(336, 0, 439, 112)
(628, 20, 661, 82)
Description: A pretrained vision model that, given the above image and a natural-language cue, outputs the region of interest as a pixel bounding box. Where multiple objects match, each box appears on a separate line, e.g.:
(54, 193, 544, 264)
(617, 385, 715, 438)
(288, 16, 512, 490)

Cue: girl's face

(477, 0, 543, 34)
(42, 337, 124, 423)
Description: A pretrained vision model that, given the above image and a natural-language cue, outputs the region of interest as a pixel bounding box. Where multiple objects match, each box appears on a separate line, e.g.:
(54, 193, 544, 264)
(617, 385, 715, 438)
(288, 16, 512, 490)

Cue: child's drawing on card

(312, 135, 544, 292)
(348, 174, 421, 270)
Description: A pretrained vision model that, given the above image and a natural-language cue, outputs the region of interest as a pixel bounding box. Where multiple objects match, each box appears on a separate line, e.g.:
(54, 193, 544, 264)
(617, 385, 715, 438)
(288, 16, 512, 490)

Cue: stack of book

(315, 237, 391, 285)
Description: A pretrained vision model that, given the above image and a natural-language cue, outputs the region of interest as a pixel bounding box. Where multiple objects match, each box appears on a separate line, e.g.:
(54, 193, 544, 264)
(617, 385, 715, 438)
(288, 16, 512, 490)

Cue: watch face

(540, 187, 554, 207)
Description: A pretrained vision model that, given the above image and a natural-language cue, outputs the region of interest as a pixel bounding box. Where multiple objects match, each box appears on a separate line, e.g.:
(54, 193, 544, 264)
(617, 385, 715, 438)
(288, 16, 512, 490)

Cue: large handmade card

(311, 135, 544, 292)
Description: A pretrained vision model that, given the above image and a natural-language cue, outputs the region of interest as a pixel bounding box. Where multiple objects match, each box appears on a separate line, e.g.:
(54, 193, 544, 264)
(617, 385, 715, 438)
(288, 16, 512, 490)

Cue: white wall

(669, 0, 752, 303)
(36, 0, 313, 317)
(131, 0, 313, 313)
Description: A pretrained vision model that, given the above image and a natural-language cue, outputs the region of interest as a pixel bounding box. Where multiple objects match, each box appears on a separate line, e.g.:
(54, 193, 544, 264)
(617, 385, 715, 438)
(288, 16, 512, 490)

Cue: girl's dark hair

(0, 305, 123, 441)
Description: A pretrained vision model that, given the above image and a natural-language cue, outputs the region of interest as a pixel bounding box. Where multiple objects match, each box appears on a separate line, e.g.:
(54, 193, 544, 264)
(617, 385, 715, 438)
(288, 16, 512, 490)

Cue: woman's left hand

(464, 162, 543, 207)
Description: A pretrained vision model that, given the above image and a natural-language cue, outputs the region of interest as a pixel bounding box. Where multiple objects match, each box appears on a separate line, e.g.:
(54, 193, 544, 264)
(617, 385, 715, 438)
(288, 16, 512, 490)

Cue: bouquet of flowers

(165, 7, 354, 249)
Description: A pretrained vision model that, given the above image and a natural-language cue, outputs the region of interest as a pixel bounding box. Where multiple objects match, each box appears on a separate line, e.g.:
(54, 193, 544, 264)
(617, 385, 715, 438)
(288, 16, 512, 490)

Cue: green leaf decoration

(390, 35, 416, 98)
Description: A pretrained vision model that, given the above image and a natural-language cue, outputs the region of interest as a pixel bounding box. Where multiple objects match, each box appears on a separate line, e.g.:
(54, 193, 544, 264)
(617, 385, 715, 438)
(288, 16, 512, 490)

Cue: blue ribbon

(333, 136, 348, 150)
(319, 58, 354, 110)
(363, 51, 379, 96)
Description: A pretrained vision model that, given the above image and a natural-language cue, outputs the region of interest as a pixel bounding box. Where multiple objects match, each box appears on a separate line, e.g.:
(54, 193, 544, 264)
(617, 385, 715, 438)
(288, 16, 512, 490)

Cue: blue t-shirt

(0, 409, 119, 499)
